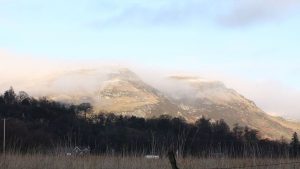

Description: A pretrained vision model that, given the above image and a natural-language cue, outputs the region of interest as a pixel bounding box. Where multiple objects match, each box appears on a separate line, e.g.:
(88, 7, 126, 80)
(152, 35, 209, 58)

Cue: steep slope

(168, 76, 300, 139)
(22, 68, 300, 140)
(38, 68, 187, 118)
(95, 68, 186, 118)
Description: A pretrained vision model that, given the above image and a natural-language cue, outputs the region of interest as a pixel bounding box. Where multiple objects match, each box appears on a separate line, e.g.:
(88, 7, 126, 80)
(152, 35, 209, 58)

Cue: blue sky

(1, 0, 300, 118)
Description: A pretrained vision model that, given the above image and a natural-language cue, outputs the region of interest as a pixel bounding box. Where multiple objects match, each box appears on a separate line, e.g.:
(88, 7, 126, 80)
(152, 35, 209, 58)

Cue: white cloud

(218, 0, 300, 27)
(92, 0, 208, 28)
(91, 0, 300, 28)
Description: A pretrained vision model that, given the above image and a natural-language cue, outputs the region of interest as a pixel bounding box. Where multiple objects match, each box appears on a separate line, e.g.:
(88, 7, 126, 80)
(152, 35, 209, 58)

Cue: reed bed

(1, 153, 300, 169)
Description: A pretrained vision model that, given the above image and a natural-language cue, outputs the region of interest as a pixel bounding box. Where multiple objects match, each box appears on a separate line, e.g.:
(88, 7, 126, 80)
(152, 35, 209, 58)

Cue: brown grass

(1, 153, 300, 169)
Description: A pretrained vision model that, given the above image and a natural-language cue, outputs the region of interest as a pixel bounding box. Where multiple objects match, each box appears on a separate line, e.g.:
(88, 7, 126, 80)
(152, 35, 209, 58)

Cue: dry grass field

(1, 153, 300, 169)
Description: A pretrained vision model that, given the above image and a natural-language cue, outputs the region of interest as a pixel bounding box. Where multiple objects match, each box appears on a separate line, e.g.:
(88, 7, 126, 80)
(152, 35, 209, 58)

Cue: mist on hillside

(1, 52, 300, 120)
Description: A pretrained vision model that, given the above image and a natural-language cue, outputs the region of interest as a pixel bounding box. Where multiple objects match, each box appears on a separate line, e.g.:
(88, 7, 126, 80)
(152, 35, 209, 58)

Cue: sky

(1, 0, 300, 119)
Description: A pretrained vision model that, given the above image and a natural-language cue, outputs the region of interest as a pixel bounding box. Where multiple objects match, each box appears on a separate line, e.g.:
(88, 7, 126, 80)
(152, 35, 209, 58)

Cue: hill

(18, 68, 300, 140)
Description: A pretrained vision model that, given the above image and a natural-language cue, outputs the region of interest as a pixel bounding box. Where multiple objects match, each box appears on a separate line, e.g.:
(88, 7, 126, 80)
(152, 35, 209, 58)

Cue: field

(1, 154, 300, 169)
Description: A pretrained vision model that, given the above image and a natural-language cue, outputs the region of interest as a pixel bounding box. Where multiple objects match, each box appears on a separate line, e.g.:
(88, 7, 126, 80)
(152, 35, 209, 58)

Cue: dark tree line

(0, 87, 299, 157)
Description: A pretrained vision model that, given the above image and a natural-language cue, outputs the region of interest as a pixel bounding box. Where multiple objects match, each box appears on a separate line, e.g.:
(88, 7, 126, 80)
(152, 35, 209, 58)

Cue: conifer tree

(290, 132, 299, 157)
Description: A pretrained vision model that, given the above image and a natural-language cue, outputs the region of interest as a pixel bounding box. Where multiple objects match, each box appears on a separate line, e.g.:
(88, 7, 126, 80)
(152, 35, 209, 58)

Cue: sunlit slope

(169, 76, 298, 139)
(95, 68, 185, 118)
(22, 68, 300, 140)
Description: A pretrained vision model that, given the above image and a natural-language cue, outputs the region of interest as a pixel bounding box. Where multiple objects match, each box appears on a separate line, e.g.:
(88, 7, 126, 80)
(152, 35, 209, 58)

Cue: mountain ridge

(16, 68, 300, 140)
